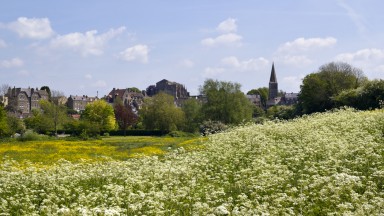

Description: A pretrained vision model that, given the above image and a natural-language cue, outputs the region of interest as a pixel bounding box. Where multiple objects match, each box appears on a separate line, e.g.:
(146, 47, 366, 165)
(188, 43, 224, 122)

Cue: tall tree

(81, 100, 116, 132)
(200, 79, 253, 124)
(247, 87, 269, 108)
(24, 109, 53, 134)
(181, 98, 202, 133)
(298, 62, 366, 114)
(39, 100, 68, 135)
(114, 101, 138, 136)
(333, 79, 384, 110)
(140, 93, 185, 131)
(0, 105, 8, 137)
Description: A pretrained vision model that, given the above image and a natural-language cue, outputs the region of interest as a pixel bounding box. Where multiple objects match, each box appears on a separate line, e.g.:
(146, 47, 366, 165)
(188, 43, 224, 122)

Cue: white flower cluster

(1, 108, 383, 215)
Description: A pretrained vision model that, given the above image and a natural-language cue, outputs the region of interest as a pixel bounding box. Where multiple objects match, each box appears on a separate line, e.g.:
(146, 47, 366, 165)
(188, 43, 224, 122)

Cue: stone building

(5, 87, 49, 114)
(146, 79, 190, 106)
(246, 94, 262, 107)
(67, 95, 98, 112)
(107, 88, 145, 113)
(146, 79, 190, 99)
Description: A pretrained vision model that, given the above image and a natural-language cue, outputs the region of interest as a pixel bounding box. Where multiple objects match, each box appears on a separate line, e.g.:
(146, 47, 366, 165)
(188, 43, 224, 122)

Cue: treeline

(1, 61, 384, 139)
(264, 62, 384, 120)
(0, 79, 255, 138)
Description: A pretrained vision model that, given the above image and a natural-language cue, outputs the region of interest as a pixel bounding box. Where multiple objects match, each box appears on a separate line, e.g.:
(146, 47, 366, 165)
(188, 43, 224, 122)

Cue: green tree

(200, 79, 253, 124)
(267, 105, 296, 120)
(39, 100, 68, 135)
(0, 105, 9, 137)
(298, 62, 366, 114)
(6, 114, 25, 135)
(128, 87, 141, 93)
(140, 92, 185, 131)
(333, 79, 384, 110)
(81, 100, 116, 132)
(181, 98, 202, 133)
(24, 109, 53, 134)
(247, 87, 268, 108)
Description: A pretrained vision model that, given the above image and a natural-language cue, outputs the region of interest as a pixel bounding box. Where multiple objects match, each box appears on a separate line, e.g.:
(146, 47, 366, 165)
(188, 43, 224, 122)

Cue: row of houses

(1, 64, 299, 116)
(0, 79, 193, 116)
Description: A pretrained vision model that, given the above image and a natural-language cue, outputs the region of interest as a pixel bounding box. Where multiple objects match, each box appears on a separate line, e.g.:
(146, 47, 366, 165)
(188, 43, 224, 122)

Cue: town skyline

(1, 1, 384, 96)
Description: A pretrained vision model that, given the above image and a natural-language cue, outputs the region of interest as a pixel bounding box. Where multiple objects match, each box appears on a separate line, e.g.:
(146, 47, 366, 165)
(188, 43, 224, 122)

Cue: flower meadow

(1, 108, 383, 215)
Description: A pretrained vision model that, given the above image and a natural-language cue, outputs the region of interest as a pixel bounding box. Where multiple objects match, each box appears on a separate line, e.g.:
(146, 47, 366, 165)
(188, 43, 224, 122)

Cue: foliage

(24, 109, 53, 134)
(199, 119, 228, 135)
(128, 87, 141, 93)
(252, 105, 266, 118)
(167, 131, 198, 137)
(6, 114, 25, 135)
(0, 105, 8, 137)
(333, 79, 384, 110)
(63, 119, 101, 138)
(114, 101, 138, 135)
(17, 130, 48, 141)
(267, 105, 297, 120)
(181, 98, 202, 133)
(298, 62, 367, 114)
(39, 100, 69, 134)
(247, 87, 268, 108)
(81, 100, 116, 132)
(0, 109, 383, 215)
(140, 92, 185, 131)
(200, 79, 253, 124)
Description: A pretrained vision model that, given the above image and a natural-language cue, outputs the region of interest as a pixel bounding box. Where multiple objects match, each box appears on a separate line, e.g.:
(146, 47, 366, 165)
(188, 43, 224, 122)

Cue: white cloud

(201, 18, 242, 47)
(334, 49, 384, 77)
(118, 44, 149, 63)
(217, 18, 237, 33)
(92, 80, 107, 88)
(282, 76, 304, 91)
(221, 56, 269, 71)
(51, 26, 126, 56)
(8, 17, 54, 39)
(203, 67, 225, 77)
(335, 48, 384, 62)
(282, 55, 313, 67)
(0, 39, 6, 48)
(278, 37, 337, 53)
(0, 58, 24, 68)
(201, 33, 242, 47)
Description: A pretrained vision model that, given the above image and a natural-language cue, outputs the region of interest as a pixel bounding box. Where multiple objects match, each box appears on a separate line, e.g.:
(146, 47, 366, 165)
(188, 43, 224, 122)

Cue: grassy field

(0, 136, 206, 166)
(0, 108, 383, 215)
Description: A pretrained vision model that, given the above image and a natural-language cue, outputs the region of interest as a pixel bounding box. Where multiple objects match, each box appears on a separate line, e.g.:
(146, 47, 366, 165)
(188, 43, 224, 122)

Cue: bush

(108, 130, 168, 136)
(200, 120, 228, 136)
(167, 131, 198, 137)
(17, 130, 47, 141)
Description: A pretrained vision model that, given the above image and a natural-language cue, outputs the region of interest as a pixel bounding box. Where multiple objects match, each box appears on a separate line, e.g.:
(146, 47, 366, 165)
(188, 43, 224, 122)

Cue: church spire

(269, 62, 277, 83)
(268, 62, 278, 100)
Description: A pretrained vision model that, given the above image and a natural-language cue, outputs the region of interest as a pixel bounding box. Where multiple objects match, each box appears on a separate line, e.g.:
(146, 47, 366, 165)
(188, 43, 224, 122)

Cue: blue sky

(1, 0, 384, 96)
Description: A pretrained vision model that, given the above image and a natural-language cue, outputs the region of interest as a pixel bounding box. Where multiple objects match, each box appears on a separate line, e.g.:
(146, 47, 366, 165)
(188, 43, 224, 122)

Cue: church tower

(268, 63, 278, 100)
